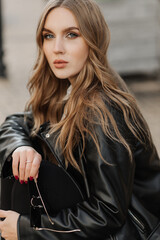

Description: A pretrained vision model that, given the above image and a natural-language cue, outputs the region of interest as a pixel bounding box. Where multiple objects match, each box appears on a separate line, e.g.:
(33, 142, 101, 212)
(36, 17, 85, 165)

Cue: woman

(0, 0, 160, 239)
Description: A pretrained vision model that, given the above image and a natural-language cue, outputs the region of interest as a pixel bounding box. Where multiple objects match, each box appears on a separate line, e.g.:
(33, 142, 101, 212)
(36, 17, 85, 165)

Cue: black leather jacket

(0, 111, 160, 240)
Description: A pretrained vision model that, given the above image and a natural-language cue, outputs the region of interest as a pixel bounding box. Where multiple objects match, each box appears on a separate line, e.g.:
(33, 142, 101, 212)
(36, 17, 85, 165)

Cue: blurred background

(0, 0, 160, 155)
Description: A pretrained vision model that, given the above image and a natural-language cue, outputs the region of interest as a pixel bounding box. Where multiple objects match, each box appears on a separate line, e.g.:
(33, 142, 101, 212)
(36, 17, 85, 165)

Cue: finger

(29, 155, 41, 180)
(19, 152, 27, 183)
(24, 161, 33, 183)
(12, 152, 20, 180)
(35, 170, 39, 180)
(24, 149, 37, 182)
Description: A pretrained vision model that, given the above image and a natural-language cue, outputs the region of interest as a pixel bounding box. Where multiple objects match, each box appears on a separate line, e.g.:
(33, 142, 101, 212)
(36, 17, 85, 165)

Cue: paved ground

(0, 0, 160, 156)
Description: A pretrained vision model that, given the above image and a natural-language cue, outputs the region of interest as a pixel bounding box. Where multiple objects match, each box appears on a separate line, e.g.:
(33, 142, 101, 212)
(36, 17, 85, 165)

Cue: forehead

(44, 7, 78, 30)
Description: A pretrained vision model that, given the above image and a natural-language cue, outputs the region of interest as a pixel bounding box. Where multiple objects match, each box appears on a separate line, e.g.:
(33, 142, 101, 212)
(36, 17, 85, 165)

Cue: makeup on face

(42, 7, 89, 84)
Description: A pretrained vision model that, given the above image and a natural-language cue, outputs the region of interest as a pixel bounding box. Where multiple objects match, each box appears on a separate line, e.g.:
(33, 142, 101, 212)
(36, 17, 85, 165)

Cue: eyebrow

(42, 27, 80, 33)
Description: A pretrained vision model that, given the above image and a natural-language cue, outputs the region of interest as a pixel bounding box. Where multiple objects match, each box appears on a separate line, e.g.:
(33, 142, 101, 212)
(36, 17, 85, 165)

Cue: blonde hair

(26, 0, 152, 170)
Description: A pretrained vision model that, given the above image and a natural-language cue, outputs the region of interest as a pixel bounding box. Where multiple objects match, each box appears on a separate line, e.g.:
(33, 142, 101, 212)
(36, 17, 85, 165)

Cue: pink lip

(54, 60, 68, 64)
(53, 60, 68, 69)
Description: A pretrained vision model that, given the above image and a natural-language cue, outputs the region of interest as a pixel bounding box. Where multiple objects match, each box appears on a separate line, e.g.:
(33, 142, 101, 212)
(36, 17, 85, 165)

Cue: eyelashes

(43, 33, 54, 40)
(66, 32, 79, 38)
(42, 32, 80, 40)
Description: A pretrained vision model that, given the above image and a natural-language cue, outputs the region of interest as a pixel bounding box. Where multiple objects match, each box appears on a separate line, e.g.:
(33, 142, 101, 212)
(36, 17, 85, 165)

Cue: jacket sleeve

(18, 112, 138, 240)
(0, 113, 33, 170)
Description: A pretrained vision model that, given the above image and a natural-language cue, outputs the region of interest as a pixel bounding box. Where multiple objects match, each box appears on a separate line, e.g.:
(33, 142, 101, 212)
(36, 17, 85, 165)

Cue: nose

(53, 37, 65, 54)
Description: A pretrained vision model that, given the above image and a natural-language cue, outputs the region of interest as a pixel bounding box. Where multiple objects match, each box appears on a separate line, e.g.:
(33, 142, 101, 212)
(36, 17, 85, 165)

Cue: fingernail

(25, 181, 28, 184)
(29, 177, 33, 181)
(20, 180, 24, 184)
(15, 176, 19, 180)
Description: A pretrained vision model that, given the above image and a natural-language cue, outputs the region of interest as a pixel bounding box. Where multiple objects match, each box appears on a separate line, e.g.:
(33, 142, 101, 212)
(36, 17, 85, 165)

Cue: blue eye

(43, 34, 54, 39)
(67, 32, 79, 38)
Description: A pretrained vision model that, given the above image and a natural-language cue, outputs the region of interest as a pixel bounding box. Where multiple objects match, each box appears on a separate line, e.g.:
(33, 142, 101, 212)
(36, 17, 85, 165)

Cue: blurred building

(97, 0, 160, 76)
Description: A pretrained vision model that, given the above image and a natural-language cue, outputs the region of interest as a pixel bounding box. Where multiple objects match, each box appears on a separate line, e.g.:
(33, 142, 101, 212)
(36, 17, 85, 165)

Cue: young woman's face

(42, 7, 89, 84)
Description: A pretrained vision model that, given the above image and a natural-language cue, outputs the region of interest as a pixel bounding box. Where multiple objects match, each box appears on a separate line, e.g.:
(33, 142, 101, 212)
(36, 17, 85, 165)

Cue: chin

(53, 72, 73, 80)
(54, 75, 70, 80)
(52, 70, 68, 79)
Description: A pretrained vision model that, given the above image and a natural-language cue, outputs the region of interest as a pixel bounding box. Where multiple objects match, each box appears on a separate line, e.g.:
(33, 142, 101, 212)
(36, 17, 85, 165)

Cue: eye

(43, 33, 54, 40)
(66, 32, 79, 39)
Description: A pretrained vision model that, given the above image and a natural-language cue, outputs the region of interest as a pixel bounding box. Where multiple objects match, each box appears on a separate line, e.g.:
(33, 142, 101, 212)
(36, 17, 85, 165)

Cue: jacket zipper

(110, 211, 146, 239)
(128, 209, 146, 233)
(34, 227, 81, 233)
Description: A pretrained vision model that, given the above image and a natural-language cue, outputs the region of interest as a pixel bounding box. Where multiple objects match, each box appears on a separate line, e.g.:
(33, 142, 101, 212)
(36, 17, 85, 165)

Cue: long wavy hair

(26, 0, 152, 170)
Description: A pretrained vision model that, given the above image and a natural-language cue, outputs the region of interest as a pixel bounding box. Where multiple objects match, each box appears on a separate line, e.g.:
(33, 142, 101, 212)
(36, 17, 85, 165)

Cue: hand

(0, 210, 19, 240)
(12, 146, 42, 183)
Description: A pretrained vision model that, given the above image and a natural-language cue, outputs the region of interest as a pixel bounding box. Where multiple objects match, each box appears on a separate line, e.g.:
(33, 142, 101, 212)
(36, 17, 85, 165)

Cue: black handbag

(28, 160, 85, 229)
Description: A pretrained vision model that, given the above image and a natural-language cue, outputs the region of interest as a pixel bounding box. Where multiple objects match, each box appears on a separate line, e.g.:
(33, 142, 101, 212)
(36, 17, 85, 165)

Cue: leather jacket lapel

(38, 123, 65, 168)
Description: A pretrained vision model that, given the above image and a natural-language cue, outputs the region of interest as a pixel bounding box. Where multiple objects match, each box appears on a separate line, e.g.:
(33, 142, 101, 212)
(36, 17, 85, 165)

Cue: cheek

(74, 45, 89, 65)
(43, 45, 50, 61)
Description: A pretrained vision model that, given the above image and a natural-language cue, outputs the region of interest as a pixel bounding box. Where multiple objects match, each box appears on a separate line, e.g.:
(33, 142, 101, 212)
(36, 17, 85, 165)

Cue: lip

(53, 59, 68, 69)
(54, 59, 68, 64)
